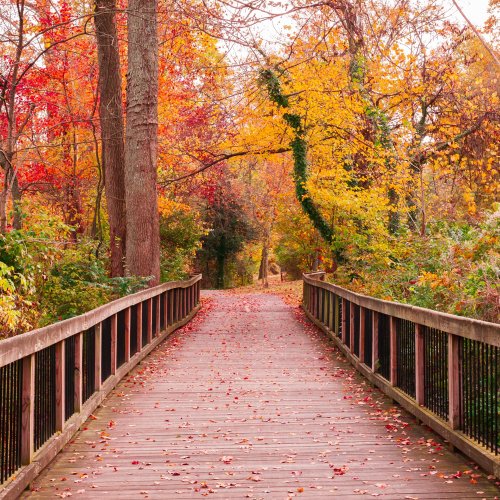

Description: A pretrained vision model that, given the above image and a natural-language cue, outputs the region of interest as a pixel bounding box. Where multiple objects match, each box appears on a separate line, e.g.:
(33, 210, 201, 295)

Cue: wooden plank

(55, 340, 65, 432)
(3, 305, 201, 500)
(21, 354, 35, 465)
(21, 293, 499, 500)
(305, 306, 500, 480)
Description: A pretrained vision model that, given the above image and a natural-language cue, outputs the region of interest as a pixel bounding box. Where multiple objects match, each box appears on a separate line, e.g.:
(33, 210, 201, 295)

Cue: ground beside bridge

(23, 290, 499, 499)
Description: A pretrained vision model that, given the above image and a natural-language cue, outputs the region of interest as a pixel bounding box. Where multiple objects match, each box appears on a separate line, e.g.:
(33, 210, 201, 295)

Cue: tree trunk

(312, 249, 319, 272)
(11, 171, 22, 230)
(260, 239, 269, 288)
(95, 0, 127, 277)
(216, 253, 225, 289)
(0, 185, 7, 233)
(124, 0, 160, 284)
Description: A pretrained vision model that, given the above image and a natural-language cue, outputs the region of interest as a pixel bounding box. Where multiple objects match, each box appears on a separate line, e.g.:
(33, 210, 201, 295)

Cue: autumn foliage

(0, 0, 498, 336)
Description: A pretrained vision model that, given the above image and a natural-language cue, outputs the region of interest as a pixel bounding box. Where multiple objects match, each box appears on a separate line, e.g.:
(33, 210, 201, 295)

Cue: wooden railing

(303, 272, 500, 477)
(0, 275, 202, 499)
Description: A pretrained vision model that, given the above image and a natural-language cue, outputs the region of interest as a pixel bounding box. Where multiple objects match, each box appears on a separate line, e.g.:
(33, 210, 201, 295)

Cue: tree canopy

(0, 0, 498, 336)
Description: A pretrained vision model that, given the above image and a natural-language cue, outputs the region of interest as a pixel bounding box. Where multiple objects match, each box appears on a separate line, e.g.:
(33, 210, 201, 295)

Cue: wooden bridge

(1, 273, 499, 498)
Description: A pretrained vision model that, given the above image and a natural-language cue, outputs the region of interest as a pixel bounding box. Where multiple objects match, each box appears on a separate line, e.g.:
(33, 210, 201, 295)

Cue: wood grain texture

(23, 292, 499, 499)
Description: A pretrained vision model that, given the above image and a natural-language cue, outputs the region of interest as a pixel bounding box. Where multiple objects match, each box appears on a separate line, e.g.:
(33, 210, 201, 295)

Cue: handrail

(303, 272, 500, 478)
(0, 275, 201, 368)
(0, 275, 202, 498)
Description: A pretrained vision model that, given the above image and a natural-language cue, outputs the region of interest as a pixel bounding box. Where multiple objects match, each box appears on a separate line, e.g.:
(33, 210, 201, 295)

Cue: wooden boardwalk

(23, 292, 499, 499)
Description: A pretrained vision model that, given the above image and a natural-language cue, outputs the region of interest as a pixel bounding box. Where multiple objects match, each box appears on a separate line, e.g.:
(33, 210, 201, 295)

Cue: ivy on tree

(259, 69, 338, 257)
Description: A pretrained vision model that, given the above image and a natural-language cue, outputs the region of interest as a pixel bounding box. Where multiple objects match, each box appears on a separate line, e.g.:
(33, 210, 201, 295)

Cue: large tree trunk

(94, 0, 127, 277)
(124, 0, 160, 285)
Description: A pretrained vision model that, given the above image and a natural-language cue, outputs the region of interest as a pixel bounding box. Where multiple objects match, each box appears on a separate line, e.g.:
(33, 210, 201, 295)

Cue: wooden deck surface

(23, 292, 499, 499)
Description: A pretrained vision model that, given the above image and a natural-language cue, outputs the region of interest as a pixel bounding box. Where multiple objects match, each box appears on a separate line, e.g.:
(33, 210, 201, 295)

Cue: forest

(0, 0, 498, 338)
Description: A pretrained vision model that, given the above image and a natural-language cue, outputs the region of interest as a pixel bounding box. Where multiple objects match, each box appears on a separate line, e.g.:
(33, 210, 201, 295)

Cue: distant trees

(197, 180, 255, 289)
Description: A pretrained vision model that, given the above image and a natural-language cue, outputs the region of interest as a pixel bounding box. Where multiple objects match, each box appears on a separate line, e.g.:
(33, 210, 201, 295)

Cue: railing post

(349, 302, 355, 351)
(55, 341, 65, 431)
(110, 315, 117, 375)
(372, 311, 379, 372)
(137, 302, 143, 350)
(124, 308, 131, 362)
(74, 332, 83, 413)
(147, 299, 153, 343)
(94, 323, 102, 390)
(389, 317, 397, 385)
(448, 333, 461, 429)
(415, 324, 425, 405)
(21, 354, 35, 465)
(359, 307, 365, 362)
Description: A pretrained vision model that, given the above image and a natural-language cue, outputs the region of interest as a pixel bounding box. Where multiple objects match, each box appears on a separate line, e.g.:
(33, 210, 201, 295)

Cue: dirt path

(23, 292, 499, 499)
